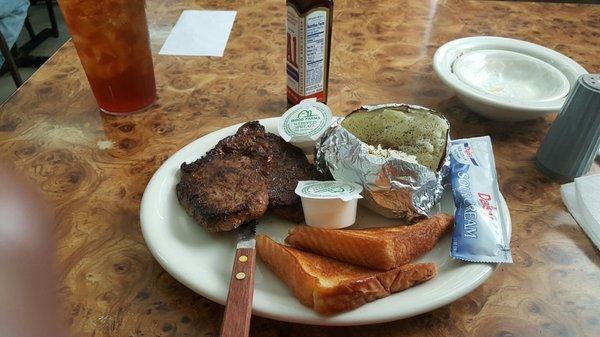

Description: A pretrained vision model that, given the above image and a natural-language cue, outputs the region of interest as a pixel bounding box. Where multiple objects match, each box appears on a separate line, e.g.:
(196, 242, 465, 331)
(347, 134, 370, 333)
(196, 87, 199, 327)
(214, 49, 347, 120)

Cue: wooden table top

(1, 0, 599, 336)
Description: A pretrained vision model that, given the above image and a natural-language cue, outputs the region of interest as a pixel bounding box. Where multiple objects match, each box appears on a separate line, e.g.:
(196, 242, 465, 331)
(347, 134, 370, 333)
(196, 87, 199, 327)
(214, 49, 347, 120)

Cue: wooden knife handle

(219, 247, 256, 337)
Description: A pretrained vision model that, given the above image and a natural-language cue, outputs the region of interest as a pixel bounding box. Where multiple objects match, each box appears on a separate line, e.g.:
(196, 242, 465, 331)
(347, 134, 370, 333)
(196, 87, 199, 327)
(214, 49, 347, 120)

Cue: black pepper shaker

(536, 74, 600, 181)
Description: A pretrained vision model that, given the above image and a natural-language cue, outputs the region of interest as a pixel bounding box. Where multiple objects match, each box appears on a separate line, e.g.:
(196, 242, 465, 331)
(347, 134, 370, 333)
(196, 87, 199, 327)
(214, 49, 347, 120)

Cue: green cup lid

(295, 180, 363, 201)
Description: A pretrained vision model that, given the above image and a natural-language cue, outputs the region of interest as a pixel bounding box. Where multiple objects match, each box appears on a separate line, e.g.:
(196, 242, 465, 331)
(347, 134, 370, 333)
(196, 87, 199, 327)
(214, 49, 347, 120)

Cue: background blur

(0, 0, 68, 104)
(0, 0, 597, 104)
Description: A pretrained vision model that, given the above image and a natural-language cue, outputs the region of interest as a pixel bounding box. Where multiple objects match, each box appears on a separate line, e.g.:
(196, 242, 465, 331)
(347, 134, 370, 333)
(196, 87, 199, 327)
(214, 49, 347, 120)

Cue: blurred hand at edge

(0, 166, 65, 337)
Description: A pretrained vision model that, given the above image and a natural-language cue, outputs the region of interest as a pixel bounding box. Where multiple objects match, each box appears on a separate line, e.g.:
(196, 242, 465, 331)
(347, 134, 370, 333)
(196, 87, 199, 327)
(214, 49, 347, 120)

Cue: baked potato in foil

(315, 103, 450, 220)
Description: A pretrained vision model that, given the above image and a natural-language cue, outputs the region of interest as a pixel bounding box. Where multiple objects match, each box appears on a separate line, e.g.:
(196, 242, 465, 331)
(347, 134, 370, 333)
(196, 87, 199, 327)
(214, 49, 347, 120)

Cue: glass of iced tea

(58, 0, 156, 114)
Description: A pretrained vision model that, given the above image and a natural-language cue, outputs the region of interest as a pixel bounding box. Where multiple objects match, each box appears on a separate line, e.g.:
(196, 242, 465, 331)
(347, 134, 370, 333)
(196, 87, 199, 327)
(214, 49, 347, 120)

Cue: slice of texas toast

(285, 213, 453, 270)
(256, 235, 437, 315)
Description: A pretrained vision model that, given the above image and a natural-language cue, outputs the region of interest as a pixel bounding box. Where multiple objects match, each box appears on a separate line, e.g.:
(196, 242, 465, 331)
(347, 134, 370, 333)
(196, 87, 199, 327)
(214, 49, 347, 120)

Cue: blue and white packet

(448, 136, 512, 263)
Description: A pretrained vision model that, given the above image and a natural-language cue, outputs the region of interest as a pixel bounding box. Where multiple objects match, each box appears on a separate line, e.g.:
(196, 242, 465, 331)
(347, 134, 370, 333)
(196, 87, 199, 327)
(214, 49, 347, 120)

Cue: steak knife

(219, 222, 257, 337)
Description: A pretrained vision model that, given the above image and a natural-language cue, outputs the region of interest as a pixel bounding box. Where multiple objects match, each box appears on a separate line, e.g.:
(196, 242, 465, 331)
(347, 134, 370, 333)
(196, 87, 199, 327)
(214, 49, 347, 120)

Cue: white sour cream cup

(278, 98, 333, 154)
(295, 180, 363, 229)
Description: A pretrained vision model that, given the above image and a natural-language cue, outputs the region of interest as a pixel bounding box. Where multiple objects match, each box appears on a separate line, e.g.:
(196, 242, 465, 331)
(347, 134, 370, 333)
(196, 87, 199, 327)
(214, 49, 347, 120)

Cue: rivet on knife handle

(219, 247, 256, 337)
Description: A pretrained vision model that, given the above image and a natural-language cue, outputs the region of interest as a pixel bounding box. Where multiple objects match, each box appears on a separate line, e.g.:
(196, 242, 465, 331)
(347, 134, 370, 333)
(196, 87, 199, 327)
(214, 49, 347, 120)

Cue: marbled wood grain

(0, 0, 599, 336)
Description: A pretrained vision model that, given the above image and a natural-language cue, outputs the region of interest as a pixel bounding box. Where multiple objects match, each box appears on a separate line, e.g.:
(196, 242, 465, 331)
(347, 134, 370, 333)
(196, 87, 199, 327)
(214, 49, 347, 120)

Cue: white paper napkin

(561, 174, 600, 250)
(159, 10, 237, 57)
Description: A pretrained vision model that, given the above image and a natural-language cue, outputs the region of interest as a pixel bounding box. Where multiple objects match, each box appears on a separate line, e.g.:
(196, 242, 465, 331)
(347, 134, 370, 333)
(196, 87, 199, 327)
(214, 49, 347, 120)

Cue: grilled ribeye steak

(204, 121, 272, 174)
(177, 156, 269, 232)
(176, 122, 272, 232)
(176, 121, 321, 232)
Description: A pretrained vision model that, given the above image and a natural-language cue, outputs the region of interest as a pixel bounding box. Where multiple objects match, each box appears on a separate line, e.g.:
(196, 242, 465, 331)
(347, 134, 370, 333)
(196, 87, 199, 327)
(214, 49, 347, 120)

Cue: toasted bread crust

(391, 214, 453, 267)
(285, 213, 453, 269)
(286, 227, 394, 269)
(313, 263, 437, 315)
(257, 235, 437, 315)
(256, 235, 319, 307)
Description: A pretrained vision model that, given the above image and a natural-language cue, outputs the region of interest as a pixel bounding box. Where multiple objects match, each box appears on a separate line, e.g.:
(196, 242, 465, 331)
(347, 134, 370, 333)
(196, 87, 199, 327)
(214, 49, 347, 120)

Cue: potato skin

(341, 106, 449, 171)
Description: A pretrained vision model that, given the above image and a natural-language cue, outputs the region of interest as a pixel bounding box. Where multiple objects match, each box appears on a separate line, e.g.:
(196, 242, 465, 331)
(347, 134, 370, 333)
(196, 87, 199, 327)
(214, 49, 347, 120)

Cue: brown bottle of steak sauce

(286, 0, 333, 106)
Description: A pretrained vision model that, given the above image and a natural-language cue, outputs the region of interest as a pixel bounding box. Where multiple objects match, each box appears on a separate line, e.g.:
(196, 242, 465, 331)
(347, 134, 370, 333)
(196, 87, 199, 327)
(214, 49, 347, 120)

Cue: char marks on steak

(176, 121, 319, 232)
(265, 133, 320, 222)
(177, 156, 269, 232)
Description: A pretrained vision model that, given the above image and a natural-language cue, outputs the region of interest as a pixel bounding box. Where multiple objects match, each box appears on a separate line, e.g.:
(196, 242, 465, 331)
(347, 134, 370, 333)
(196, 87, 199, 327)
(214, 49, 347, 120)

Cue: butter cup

(295, 180, 363, 229)
(279, 98, 333, 154)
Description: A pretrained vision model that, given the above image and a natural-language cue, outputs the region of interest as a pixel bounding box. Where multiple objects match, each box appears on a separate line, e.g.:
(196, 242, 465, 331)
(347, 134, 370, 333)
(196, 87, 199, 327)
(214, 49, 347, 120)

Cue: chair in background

(0, 0, 59, 88)
(0, 31, 22, 86)
(20, 0, 59, 59)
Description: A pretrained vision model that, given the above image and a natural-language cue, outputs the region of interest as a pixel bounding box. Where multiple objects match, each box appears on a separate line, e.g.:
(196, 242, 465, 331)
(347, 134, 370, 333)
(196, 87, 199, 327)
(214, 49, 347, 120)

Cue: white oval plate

(140, 117, 511, 326)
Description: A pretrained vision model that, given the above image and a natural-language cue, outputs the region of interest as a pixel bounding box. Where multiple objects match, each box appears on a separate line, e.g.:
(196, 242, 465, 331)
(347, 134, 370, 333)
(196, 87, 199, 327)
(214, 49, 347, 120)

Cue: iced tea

(58, 0, 156, 114)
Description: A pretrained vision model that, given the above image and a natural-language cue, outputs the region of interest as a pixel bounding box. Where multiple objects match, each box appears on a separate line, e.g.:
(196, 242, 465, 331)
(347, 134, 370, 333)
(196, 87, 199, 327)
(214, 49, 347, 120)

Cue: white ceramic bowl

(433, 36, 587, 121)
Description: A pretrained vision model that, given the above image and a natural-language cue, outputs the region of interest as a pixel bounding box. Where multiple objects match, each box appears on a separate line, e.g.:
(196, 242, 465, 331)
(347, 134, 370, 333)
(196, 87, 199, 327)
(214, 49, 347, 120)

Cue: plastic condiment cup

(278, 98, 333, 154)
(295, 180, 363, 229)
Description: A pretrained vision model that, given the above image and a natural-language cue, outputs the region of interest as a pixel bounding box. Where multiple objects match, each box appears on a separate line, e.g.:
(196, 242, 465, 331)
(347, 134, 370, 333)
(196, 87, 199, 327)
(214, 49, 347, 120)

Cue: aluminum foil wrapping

(315, 103, 451, 220)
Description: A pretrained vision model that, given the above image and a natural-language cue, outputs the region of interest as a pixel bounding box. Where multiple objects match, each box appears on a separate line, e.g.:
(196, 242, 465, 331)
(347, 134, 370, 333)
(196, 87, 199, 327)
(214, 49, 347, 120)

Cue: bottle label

(286, 5, 329, 105)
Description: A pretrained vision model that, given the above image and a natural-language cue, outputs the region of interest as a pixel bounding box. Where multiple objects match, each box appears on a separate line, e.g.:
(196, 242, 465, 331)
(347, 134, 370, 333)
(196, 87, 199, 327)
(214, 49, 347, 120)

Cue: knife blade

(235, 221, 256, 249)
(219, 221, 257, 337)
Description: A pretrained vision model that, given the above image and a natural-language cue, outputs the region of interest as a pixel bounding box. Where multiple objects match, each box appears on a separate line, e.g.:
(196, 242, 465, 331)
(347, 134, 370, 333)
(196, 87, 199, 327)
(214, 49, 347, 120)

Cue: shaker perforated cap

(536, 74, 600, 182)
(581, 74, 600, 92)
